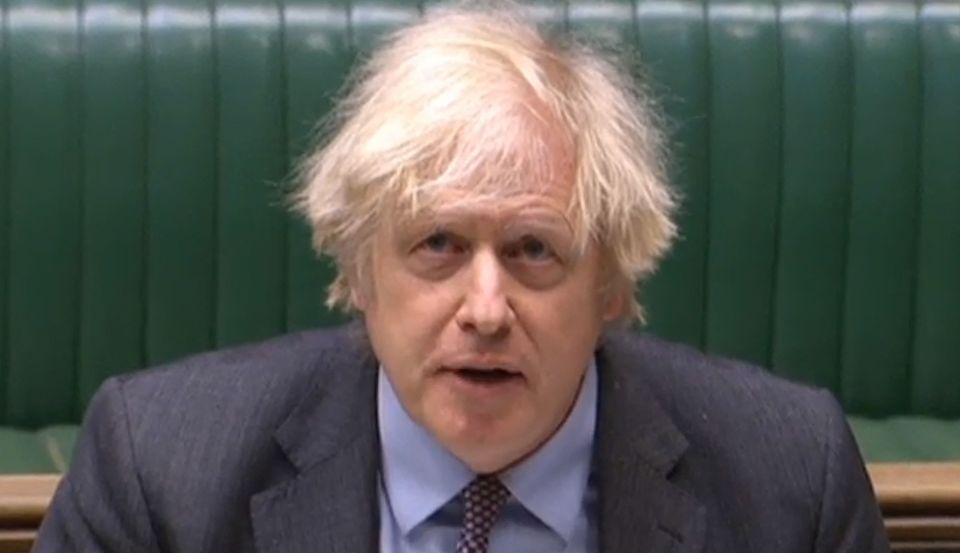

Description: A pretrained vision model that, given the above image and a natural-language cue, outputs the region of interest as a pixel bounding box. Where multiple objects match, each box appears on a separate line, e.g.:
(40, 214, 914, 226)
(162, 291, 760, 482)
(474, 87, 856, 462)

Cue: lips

(453, 367, 521, 384)
(438, 361, 525, 388)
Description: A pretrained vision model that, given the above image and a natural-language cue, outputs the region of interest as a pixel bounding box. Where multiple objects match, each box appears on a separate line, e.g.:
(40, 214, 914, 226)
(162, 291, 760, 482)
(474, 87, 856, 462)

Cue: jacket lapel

(251, 329, 380, 553)
(596, 331, 706, 553)
(248, 326, 706, 553)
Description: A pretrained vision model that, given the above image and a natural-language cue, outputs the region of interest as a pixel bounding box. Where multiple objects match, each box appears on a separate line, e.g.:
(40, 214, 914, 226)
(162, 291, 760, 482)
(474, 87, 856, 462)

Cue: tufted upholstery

(0, 0, 958, 470)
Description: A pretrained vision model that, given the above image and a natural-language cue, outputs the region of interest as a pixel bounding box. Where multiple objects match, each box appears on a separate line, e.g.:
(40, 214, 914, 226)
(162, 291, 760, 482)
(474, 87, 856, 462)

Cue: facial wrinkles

(404, 189, 572, 234)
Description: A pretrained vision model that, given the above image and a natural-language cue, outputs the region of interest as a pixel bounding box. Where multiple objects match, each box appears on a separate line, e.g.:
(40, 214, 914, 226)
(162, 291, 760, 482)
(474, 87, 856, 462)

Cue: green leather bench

(1, 0, 958, 473)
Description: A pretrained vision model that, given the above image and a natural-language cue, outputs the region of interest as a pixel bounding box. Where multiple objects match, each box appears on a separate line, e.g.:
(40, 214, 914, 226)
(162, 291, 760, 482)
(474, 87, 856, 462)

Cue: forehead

(395, 180, 575, 230)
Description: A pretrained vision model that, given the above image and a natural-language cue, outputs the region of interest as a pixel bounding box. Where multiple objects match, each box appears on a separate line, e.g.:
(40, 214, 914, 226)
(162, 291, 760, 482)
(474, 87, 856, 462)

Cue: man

(34, 6, 888, 553)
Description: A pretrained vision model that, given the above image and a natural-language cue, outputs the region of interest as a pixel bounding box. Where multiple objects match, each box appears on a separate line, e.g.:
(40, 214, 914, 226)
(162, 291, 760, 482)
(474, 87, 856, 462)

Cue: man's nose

(455, 249, 515, 337)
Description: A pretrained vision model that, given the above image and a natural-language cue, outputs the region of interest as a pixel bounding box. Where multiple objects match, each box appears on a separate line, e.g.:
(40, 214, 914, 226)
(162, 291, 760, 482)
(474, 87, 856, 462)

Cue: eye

(521, 237, 550, 260)
(423, 232, 450, 252)
(505, 236, 556, 263)
(416, 231, 465, 256)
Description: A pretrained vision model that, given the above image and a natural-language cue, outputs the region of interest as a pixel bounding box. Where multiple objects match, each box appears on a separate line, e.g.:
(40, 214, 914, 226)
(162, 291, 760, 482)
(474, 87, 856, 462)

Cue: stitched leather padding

(0, 0, 957, 430)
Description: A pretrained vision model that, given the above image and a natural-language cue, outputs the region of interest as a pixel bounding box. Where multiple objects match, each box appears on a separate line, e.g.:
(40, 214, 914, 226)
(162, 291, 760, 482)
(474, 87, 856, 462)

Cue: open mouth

(451, 367, 522, 385)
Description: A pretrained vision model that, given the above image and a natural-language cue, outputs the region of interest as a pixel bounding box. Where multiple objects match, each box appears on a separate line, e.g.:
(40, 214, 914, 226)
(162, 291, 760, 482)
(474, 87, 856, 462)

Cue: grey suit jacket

(34, 324, 889, 552)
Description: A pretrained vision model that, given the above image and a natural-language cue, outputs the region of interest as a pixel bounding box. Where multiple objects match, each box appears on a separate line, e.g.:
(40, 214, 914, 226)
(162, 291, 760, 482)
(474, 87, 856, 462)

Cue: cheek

(380, 277, 460, 333)
(528, 281, 607, 335)
(518, 291, 603, 370)
(516, 275, 608, 373)
(366, 265, 460, 365)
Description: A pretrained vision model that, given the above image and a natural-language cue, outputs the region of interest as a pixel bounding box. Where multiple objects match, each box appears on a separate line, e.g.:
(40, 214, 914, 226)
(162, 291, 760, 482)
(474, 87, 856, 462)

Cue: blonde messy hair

(293, 5, 677, 322)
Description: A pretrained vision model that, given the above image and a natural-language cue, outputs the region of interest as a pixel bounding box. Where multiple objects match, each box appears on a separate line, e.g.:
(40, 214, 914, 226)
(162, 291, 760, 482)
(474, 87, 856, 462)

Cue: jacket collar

(595, 329, 706, 553)
(250, 325, 704, 553)
(251, 324, 381, 553)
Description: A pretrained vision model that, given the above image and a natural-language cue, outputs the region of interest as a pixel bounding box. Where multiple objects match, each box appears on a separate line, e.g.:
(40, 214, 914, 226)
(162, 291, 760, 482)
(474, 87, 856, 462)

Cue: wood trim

(0, 475, 60, 528)
(886, 517, 960, 541)
(869, 463, 960, 515)
(890, 542, 960, 552)
(0, 529, 38, 553)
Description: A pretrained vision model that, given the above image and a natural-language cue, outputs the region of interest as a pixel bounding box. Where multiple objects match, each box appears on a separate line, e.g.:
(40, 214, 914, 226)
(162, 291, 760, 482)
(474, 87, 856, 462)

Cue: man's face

(356, 178, 622, 473)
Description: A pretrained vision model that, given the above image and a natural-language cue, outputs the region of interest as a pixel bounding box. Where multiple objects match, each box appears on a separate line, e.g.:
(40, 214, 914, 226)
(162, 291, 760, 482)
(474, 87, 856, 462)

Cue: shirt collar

(378, 360, 598, 544)
(500, 360, 597, 542)
(377, 369, 474, 535)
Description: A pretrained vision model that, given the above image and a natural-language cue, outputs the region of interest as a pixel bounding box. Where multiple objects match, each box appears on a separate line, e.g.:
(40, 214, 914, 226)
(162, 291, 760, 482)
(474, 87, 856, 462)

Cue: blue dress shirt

(377, 362, 598, 553)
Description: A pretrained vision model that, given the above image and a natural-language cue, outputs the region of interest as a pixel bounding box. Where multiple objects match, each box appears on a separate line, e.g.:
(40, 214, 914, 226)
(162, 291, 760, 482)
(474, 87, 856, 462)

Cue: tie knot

(456, 476, 510, 553)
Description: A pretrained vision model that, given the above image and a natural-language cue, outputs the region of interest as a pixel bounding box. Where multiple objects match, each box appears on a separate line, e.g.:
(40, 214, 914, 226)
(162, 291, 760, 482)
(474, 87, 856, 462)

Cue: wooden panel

(891, 542, 960, 552)
(870, 463, 960, 515)
(0, 475, 59, 526)
(0, 475, 50, 551)
(0, 530, 34, 553)
(887, 517, 960, 541)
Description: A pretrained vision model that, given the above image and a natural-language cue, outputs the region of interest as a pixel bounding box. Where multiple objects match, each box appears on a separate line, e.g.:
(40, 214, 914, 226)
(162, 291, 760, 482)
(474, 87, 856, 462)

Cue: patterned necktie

(455, 475, 511, 553)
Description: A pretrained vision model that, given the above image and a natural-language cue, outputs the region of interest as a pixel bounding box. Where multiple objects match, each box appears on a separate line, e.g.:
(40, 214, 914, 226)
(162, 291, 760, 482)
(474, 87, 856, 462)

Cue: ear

(600, 281, 628, 323)
(349, 284, 367, 312)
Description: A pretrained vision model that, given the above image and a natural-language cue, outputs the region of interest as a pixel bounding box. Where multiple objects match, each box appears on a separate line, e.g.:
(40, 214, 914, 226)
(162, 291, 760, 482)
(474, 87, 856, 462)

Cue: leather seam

(39, 431, 68, 473)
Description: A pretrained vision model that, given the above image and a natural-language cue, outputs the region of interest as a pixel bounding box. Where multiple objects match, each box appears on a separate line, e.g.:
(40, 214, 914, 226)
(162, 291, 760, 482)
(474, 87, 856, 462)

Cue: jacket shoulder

(601, 329, 846, 497)
(112, 324, 367, 426)
(97, 325, 369, 486)
(602, 329, 834, 427)
(599, 330, 885, 551)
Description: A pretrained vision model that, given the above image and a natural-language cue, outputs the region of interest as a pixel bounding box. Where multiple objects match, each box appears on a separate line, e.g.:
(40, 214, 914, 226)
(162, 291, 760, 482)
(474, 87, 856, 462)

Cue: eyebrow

(505, 201, 576, 231)
(400, 206, 574, 236)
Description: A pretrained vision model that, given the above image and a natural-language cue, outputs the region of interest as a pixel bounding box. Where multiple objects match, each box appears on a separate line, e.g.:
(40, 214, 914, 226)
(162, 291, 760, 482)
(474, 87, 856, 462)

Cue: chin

(447, 437, 525, 474)
(437, 420, 535, 473)
(462, 453, 515, 474)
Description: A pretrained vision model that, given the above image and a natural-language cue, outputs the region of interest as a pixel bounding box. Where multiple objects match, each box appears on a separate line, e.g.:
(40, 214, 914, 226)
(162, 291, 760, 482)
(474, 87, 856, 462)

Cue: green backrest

(1, 0, 958, 429)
